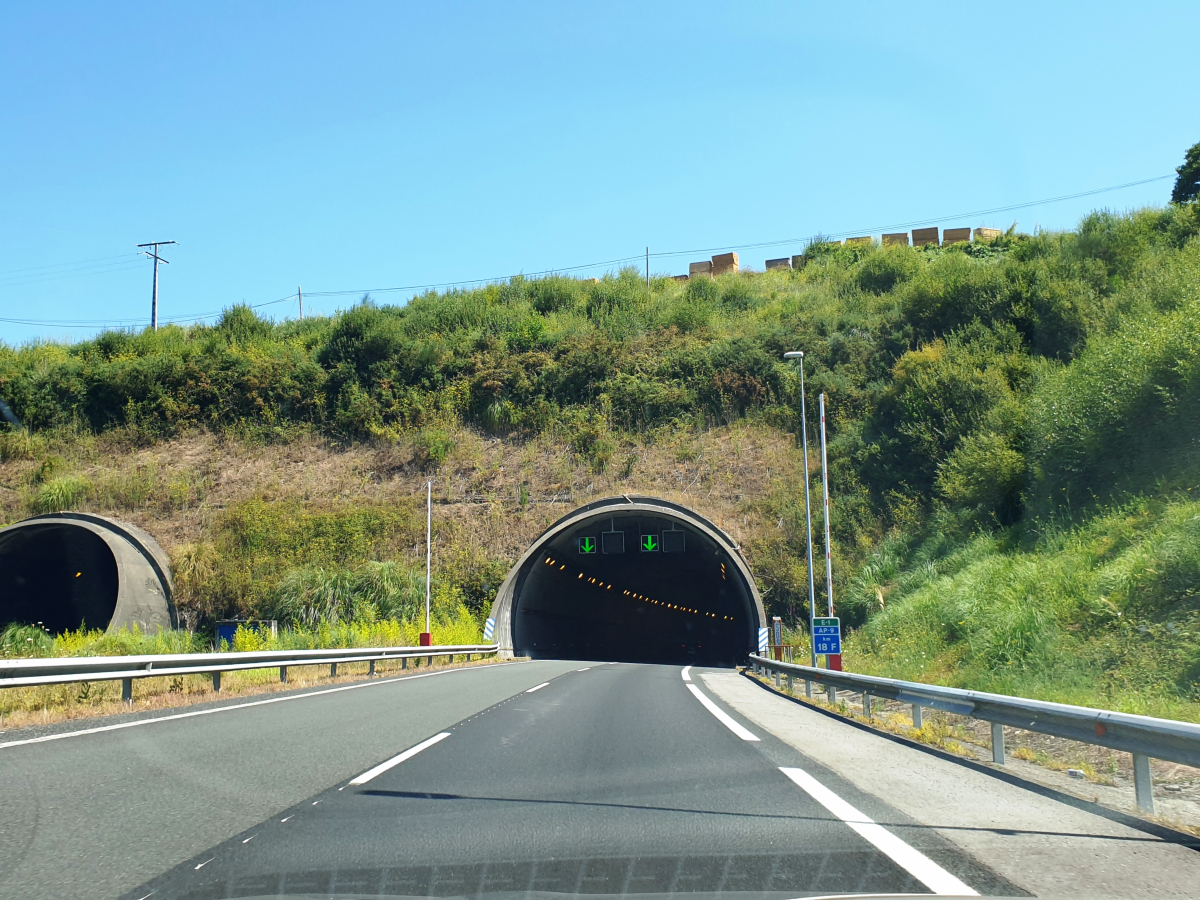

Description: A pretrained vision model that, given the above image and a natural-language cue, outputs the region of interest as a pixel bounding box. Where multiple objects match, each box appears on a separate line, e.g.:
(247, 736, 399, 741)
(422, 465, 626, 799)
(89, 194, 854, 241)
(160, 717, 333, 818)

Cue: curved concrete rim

(0, 511, 176, 633)
(488, 495, 766, 657)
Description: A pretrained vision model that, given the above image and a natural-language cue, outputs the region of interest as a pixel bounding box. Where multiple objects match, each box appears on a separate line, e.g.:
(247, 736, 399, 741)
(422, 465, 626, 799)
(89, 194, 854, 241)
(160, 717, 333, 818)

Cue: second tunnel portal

(488, 496, 765, 665)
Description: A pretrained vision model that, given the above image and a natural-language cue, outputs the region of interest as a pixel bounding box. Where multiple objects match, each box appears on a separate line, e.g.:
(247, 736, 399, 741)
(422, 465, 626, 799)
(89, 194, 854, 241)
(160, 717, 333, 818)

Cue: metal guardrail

(0, 643, 500, 701)
(749, 654, 1200, 815)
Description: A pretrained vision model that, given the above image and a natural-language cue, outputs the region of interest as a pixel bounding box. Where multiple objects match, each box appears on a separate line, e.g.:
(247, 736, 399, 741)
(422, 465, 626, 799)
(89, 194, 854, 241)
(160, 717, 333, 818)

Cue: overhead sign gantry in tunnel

(488, 496, 766, 665)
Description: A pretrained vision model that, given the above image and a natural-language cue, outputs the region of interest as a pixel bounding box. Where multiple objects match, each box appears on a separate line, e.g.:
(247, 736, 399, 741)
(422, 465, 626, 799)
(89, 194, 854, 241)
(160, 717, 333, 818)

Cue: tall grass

(847, 496, 1200, 719)
(1, 607, 482, 661)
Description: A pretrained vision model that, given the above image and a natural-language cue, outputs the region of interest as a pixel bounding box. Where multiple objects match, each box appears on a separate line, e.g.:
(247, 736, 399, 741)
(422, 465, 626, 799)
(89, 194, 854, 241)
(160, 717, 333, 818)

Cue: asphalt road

(1, 661, 1024, 899)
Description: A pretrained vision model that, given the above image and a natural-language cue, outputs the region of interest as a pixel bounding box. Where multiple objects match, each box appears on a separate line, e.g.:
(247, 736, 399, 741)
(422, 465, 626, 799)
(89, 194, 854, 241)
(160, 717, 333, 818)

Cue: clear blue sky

(2, 2, 1196, 344)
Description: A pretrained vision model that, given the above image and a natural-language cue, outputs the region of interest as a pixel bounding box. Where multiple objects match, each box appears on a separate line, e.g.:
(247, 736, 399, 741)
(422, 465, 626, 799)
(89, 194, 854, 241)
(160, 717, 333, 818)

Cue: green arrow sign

(640, 534, 659, 552)
(578, 536, 596, 554)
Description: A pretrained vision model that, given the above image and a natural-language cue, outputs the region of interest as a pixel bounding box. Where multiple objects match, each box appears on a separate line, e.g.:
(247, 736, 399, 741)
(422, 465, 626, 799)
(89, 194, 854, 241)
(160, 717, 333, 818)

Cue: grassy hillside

(3, 201, 1200, 717)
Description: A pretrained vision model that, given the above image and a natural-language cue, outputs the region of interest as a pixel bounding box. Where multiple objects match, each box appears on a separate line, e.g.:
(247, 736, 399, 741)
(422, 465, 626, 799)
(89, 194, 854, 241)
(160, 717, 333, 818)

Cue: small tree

(1172, 140, 1200, 204)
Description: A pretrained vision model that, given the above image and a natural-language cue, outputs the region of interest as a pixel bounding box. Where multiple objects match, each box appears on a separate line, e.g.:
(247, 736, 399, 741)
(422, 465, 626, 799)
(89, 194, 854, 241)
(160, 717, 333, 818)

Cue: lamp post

(783, 351, 818, 667)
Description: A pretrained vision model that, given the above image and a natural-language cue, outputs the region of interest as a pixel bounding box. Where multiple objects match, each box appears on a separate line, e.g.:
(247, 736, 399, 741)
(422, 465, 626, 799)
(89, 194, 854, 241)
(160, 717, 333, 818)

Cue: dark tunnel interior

(0, 524, 119, 634)
(513, 512, 755, 666)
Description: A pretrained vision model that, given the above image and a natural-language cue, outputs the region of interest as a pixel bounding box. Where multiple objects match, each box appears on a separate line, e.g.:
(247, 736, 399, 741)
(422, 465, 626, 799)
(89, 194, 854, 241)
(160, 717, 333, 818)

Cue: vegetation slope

(3, 200, 1200, 719)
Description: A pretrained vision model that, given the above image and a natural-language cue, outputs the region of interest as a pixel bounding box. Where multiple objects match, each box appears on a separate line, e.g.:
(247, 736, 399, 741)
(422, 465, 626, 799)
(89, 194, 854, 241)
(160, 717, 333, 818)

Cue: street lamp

(784, 351, 818, 667)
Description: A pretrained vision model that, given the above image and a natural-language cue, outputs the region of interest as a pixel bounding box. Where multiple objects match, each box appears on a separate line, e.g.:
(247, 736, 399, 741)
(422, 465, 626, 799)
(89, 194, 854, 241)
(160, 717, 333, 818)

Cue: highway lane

(117, 663, 1021, 899)
(0, 659, 582, 900)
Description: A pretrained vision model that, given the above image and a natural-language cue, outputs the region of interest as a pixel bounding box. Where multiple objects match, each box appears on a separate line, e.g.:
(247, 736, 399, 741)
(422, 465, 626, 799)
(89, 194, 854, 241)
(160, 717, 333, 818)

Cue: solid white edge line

(681, 666, 692, 682)
(525, 682, 550, 693)
(686, 683, 759, 741)
(0, 661, 519, 751)
(349, 732, 451, 785)
(779, 767, 978, 896)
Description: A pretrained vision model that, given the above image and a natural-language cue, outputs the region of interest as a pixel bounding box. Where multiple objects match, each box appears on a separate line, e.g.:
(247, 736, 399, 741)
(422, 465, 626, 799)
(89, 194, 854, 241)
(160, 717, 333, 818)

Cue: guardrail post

(785, 673, 793, 694)
(805, 679, 812, 699)
(330, 662, 338, 677)
(1133, 754, 1154, 813)
(402, 657, 408, 670)
(774, 669, 781, 688)
(121, 677, 133, 703)
(912, 704, 923, 729)
(827, 684, 836, 705)
(991, 723, 1005, 764)
(863, 693, 872, 719)
(212, 671, 221, 692)
(279, 666, 288, 684)
(368, 659, 376, 676)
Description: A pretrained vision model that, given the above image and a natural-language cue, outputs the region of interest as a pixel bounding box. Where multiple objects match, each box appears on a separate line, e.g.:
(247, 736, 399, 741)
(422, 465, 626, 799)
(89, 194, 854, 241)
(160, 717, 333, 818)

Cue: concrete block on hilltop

(791, 255, 807, 269)
(711, 252, 739, 276)
(582, 277, 600, 283)
(912, 227, 940, 247)
(974, 227, 1003, 241)
(882, 233, 909, 246)
(846, 236, 872, 246)
(672, 274, 689, 281)
(943, 227, 971, 244)
(689, 261, 713, 278)
(765, 257, 792, 270)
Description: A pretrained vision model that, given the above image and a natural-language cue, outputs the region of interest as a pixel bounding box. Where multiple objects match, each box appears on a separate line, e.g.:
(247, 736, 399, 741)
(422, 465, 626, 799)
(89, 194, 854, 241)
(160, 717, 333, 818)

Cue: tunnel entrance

(0, 513, 176, 635)
(0, 523, 119, 633)
(490, 497, 764, 666)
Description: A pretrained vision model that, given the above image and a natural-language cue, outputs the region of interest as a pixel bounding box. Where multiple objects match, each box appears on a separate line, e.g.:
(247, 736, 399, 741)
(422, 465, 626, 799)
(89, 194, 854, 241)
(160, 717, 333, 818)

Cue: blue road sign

(758, 627, 769, 654)
(812, 616, 841, 655)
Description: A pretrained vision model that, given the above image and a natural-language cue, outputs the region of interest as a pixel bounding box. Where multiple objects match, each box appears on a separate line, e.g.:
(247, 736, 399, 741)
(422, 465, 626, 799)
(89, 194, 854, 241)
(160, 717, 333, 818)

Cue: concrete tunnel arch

(488, 496, 766, 665)
(0, 512, 176, 635)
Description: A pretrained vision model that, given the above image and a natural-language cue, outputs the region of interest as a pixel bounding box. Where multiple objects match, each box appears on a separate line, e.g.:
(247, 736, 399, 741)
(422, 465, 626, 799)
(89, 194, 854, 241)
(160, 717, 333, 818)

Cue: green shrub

(855, 245, 922, 294)
(936, 431, 1026, 525)
(33, 475, 91, 513)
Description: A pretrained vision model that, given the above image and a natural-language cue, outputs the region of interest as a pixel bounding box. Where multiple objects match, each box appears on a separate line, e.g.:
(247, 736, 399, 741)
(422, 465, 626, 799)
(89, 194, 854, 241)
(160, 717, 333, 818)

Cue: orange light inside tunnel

(545, 560, 735, 625)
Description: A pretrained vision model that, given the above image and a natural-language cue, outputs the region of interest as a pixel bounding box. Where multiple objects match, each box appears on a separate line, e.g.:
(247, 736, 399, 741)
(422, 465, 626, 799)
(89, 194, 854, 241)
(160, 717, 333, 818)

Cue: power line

(302, 252, 646, 298)
(0, 260, 147, 290)
(0, 252, 141, 279)
(0, 173, 1174, 330)
(0, 292, 300, 329)
(647, 174, 1175, 259)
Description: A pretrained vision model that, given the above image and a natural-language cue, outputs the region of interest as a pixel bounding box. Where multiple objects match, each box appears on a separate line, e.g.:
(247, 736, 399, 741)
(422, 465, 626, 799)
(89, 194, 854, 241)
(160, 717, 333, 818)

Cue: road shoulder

(701, 670, 1200, 900)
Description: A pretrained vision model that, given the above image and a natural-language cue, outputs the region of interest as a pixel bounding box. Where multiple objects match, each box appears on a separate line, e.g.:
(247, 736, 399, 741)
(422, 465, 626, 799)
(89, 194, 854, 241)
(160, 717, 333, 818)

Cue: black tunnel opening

(0, 524, 120, 634)
(513, 512, 754, 666)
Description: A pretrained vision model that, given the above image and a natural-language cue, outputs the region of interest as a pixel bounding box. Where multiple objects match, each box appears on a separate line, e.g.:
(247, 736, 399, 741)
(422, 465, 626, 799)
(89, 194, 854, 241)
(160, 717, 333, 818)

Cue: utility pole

(645, 247, 650, 290)
(137, 241, 176, 331)
(819, 393, 834, 617)
(819, 392, 841, 672)
(784, 351, 818, 667)
(422, 480, 432, 646)
(298, 285, 304, 320)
